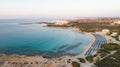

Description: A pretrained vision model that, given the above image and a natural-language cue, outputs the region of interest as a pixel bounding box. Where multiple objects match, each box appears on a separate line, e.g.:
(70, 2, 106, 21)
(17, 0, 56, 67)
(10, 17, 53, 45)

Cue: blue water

(0, 19, 91, 57)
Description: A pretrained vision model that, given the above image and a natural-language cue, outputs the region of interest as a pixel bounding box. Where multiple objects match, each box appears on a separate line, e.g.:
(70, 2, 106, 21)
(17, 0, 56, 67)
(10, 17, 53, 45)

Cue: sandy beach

(76, 33, 95, 58)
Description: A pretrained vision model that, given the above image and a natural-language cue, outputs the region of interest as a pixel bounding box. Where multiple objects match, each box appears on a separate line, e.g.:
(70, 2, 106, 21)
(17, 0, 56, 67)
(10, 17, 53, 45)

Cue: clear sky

(0, 0, 120, 19)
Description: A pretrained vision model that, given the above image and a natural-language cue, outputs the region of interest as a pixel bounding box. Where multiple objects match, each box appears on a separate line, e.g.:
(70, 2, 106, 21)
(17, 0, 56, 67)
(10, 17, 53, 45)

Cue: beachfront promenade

(85, 34, 107, 56)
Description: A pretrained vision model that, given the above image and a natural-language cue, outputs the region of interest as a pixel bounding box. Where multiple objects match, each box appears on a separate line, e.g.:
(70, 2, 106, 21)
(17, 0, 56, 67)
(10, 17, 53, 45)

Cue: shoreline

(72, 27, 96, 57)
(73, 33, 95, 58)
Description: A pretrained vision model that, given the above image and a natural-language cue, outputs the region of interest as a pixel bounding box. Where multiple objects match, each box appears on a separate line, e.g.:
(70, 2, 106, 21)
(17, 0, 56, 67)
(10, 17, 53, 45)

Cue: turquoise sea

(0, 19, 91, 57)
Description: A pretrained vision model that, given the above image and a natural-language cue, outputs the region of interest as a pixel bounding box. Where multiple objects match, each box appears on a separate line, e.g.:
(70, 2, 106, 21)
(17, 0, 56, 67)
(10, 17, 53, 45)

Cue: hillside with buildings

(71, 18, 120, 23)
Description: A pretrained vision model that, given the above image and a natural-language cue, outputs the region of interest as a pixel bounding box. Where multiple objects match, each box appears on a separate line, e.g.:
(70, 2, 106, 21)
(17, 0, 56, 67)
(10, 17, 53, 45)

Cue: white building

(119, 35, 120, 41)
(114, 20, 120, 25)
(111, 32, 118, 37)
(56, 20, 69, 25)
(102, 29, 110, 35)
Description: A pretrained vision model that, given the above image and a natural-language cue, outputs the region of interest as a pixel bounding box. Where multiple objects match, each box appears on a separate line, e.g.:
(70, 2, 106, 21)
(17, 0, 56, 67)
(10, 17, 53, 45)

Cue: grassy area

(102, 43, 120, 51)
(94, 43, 120, 67)
(97, 43, 120, 58)
(70, 22, 120, 32)
(94, 49, 120, 67)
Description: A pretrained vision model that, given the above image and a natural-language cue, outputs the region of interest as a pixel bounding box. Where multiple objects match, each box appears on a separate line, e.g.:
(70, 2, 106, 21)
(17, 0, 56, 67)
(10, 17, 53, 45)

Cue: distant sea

(0, 19, 91, 57)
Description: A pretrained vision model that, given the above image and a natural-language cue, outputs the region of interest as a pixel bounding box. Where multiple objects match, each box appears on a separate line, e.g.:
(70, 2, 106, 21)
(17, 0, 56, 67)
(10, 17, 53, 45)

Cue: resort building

(111, 32, 118, 37)
(113, 20, 120, 25)
(102, 29, 110, 35)
(119, 35, 120, 41)
(56, 20, 70, 25)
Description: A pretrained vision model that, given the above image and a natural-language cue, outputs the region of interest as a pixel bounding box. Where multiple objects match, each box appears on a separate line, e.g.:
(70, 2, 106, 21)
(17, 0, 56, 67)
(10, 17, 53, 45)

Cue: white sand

(73, 33, 95, 58)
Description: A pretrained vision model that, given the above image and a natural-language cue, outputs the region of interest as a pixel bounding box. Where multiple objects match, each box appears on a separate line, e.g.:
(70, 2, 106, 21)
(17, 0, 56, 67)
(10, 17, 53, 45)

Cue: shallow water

(0, 19, 91, 57)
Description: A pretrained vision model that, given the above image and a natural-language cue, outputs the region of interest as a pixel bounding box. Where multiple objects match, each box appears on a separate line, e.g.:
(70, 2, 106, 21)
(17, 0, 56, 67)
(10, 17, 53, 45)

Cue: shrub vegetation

(94, 43, 120, 67)
(77, 58, 85, 63)
(86, 56, 94, 63)
(72, 61, 80, 67)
